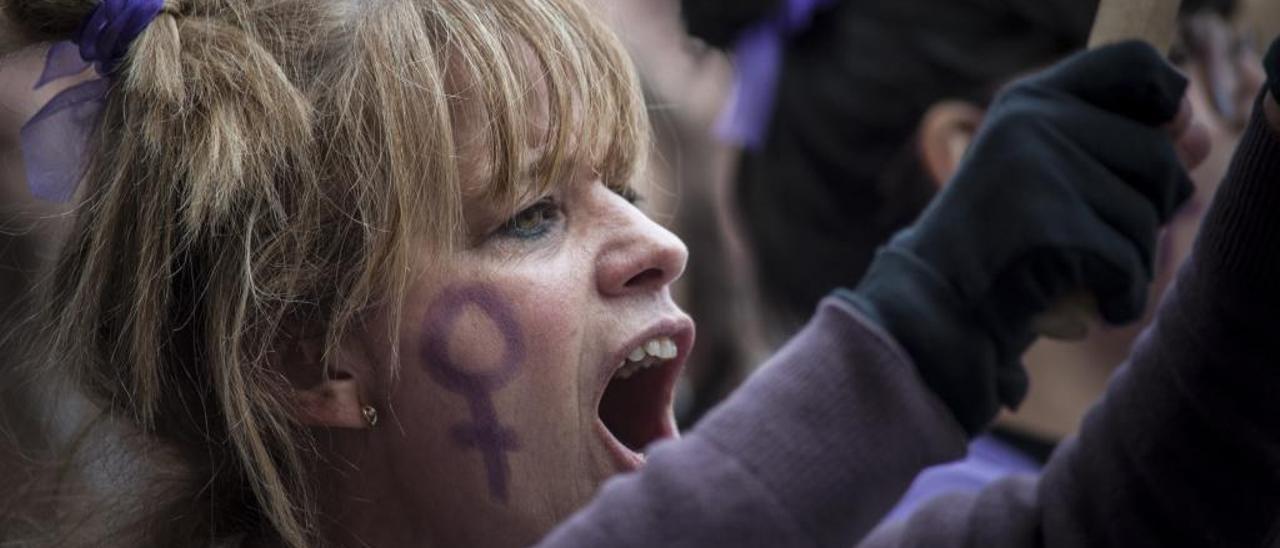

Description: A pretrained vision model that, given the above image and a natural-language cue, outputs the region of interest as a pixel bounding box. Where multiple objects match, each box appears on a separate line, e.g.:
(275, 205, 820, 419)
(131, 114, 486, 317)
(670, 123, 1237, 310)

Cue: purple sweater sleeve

(538, 298, 967, 547)
(862, 98, 1280, 547)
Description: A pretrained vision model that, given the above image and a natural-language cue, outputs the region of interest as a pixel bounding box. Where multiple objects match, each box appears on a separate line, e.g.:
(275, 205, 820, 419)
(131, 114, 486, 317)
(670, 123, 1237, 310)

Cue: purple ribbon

(716, 0, 832, 149)
(19, 0, 163, 201)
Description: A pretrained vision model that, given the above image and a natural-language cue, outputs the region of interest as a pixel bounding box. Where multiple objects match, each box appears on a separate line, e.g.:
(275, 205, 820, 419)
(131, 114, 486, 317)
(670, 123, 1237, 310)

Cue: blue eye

(499, 198, 561, 240)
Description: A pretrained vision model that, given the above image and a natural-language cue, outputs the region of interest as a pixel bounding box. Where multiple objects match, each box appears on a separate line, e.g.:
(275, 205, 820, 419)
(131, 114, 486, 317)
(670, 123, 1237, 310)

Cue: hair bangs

(437, 0, 649, 215)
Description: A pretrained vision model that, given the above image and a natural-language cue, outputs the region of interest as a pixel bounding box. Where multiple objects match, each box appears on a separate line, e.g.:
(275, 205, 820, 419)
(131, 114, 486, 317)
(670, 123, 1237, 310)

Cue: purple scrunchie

(20, 0, 163, 201)
(76, 0, 166, 75)
(716, 0, 832, 149)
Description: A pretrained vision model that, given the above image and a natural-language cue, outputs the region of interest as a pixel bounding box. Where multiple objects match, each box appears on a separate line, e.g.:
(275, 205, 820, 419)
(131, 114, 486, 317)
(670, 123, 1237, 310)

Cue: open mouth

(596, 330, 687, 470)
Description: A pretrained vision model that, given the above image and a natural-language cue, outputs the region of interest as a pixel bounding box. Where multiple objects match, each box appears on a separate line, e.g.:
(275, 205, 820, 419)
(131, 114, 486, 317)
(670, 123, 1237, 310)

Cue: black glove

(842, 42, 1194, 435)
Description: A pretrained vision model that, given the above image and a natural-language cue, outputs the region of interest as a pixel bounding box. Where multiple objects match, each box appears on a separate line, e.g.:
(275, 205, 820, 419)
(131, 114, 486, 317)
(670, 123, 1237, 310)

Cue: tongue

(598, 365, 666, 452)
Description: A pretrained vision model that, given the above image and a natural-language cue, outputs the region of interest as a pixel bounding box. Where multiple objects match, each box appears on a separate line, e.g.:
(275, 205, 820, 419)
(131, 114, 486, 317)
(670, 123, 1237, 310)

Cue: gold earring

(361, 405, 378, 427)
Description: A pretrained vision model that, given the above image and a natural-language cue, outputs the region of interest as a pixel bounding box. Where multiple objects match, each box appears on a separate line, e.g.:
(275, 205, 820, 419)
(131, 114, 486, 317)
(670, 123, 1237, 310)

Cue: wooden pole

(1032, 0, 1184, 341)
(1088, 0, 1183, 51)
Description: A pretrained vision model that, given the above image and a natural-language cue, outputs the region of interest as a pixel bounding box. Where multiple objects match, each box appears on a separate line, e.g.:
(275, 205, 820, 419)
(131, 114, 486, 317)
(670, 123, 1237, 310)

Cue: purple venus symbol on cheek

(421, 284, 526, 503)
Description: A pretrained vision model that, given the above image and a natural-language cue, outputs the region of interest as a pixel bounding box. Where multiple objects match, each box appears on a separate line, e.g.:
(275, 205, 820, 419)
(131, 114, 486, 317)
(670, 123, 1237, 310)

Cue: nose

(595, 200, 688, 298)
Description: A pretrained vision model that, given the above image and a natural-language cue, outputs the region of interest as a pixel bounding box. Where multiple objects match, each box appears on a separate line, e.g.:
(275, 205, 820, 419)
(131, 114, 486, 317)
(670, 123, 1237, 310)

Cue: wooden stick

(1032, 0, 1183, 341)
(1088, 0, 1184, 51)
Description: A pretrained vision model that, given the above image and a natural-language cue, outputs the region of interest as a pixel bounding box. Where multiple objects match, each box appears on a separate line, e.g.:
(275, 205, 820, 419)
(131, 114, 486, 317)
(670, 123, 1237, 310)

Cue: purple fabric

(881, 434, 1041, 524)
(716, 0, 832, 149)
(76, 0, 164, 75)
(34, 41, 91, 88)
(19, 0, 162, 202)
(20, 77, 110, 202)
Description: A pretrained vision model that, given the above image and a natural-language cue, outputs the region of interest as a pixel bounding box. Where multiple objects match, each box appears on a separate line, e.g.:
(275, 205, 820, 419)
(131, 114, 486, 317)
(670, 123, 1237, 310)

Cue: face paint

(421, 283, 526, 502)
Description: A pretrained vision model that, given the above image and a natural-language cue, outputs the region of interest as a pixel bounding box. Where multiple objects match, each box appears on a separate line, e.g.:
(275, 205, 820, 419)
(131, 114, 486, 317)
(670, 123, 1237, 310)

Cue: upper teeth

(615, 336, 677, 380)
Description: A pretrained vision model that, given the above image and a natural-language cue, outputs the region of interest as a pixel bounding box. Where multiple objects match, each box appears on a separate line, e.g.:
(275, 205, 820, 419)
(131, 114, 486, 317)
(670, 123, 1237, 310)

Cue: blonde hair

(0, 0, 648, 545)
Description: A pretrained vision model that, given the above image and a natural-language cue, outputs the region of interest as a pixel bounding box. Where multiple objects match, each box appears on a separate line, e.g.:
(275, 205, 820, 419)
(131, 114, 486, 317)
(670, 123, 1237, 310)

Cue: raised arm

(862, 40, 1280, 548)
(543, 42, 1200, 548)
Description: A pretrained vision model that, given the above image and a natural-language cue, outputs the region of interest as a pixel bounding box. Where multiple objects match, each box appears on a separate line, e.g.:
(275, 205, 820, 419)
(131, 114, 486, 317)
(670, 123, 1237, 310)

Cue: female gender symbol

(421, 283, 526, 502)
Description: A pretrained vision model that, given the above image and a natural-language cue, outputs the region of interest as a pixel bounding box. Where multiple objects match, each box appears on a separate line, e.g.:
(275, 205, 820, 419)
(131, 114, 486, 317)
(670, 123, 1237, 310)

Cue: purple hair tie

(716, 0, 832, 149)
(20, 0, 163, 201)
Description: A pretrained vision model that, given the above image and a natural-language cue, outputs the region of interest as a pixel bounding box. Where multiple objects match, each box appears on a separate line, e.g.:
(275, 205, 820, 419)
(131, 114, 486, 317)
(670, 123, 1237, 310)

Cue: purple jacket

(540, 100, 1280, 547)
(880, 433, 1043, 525)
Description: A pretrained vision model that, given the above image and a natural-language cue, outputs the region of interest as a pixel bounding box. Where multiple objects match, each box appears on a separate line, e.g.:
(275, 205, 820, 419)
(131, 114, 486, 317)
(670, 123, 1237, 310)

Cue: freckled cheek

(506, 297, 586, 405)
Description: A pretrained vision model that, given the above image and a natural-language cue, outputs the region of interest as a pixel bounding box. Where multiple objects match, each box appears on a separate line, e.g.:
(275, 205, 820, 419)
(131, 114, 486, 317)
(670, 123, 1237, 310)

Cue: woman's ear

(278, 330, 373, 429)
(917, 100, 986, 189)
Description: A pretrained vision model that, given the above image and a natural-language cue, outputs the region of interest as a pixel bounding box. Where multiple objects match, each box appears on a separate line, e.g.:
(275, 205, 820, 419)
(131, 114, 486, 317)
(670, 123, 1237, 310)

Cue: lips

(594, 318, 694, 471)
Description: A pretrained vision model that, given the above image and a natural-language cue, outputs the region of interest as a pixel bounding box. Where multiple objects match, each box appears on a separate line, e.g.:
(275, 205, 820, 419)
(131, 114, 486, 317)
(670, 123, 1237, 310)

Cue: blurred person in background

(681, 0, 1266, 520)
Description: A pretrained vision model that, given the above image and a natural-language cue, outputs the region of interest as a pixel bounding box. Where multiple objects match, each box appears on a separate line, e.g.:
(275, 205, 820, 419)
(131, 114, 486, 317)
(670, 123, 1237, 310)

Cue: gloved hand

(842, 42, 1207, 435)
